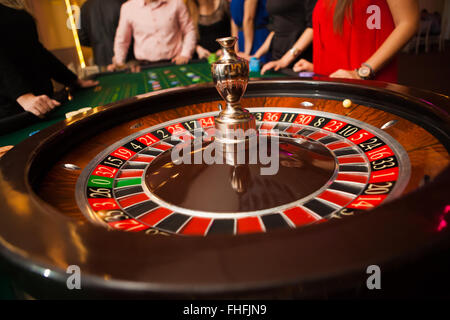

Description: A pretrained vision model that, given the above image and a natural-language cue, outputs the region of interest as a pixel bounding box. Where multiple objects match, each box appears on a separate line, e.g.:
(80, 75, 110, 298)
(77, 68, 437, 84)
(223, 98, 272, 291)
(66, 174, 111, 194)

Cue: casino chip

(299, 72, 315, 78)
(65, 107, 92, 119)
(208, 53, 218, 64)
(249, 57, 260, 73)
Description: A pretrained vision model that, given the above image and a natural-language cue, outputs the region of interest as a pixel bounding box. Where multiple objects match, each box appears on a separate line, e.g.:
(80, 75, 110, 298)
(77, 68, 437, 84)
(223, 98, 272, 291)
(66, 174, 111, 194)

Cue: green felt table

(0, 61, 282, 147)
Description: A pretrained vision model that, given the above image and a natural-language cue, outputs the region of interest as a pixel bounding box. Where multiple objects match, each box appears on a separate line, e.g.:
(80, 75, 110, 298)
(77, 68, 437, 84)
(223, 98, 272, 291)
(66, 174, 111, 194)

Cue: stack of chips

(208, 53, 218, 64)
(152, 81, 161, 90)
(298, 72, 315, 78)
(148, 72, 161, 90)
(148, 80, 161, 90)
(65, 107, 92, 119)
(249, 57, 260, 73)
(148, 72, 158, 80)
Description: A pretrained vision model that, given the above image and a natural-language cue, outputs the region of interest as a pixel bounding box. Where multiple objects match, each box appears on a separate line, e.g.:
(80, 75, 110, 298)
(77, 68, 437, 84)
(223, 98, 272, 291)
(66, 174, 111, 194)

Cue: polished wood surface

(38, 96, 449, 221)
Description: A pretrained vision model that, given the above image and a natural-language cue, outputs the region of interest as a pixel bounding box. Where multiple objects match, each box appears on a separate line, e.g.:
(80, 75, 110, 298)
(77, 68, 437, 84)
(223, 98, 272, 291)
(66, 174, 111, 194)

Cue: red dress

(313, 0, 397, 82)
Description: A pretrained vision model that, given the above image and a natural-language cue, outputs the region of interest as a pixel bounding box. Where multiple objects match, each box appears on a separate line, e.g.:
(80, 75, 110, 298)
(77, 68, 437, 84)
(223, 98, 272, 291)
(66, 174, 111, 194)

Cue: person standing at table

(230, 0, 270, 63)
(0, 0, 97, 122)
(257, 0, 317, 74)
(111, 0, 197, 69)
(186, 0, 231, 60)
(293, 0, 419, 83)
(79, 0, 133, 67)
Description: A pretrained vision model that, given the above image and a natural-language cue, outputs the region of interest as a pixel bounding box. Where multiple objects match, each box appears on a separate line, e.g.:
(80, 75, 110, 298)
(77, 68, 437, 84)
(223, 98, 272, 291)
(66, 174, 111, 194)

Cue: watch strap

(362, 63, 375, 76)
(358, 63, 375, 80)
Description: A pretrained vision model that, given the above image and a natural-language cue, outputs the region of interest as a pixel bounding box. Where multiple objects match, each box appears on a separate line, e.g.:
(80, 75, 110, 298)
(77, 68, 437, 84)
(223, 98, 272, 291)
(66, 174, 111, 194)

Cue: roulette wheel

(0, 38, 449, 299)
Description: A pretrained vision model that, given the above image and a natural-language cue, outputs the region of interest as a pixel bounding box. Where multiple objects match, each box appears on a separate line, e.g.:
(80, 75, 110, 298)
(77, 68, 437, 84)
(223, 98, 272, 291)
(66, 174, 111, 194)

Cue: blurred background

(24, 0, 450, 95)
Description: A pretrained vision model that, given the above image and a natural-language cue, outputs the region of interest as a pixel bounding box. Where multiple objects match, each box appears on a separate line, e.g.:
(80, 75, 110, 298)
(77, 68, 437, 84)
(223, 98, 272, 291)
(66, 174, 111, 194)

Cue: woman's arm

(253, 31, 274, 59)
(175, 0, 197, 64)
(331, 0, 419, 79)
(38, 43, 78, 86)
(367, 0, 419, 72)
(242, 0, 258, 56)
(231, 18, 239, 52)
(113, 6, 133, 66)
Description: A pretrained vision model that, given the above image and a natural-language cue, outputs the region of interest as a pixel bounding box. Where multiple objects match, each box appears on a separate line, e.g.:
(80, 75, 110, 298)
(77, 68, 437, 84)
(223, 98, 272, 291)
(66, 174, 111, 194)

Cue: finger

(0, 145, 14, 158)
(42, 96, 57, 110)
(330, 70, 343, 78)
(260, 66, 268, 75)
(330, 73, 344, 78)
(43, 97, 57, 111)
(28, 106, 41, 117)
(32, 104, 46, 117)
(292, 64, 303, 72)
(51, 99, 61, 107)
(36, 97, 51, 113)
(292, 61, 302, 72)
(40, 100, 54, 113)
(261, 63, 273, 75)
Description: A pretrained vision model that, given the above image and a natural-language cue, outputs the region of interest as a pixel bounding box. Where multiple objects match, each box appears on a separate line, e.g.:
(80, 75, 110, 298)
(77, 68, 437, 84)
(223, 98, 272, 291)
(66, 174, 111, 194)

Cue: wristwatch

(357, 63, 375, 80)
(289, 47, 299, 57)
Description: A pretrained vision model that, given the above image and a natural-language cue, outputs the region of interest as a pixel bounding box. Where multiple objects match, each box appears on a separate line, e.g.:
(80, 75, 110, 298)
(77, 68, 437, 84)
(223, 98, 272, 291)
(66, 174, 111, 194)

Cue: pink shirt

(114, 0, 196, 64)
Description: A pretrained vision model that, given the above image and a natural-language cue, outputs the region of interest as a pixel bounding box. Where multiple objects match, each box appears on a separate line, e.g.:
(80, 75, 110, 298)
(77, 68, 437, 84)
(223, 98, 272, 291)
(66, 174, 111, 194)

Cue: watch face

(359, 67, 371, 78)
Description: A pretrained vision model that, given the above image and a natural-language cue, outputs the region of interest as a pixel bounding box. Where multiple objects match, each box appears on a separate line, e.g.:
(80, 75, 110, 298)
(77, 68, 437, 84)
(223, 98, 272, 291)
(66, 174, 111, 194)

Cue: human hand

(172, 55, 190, 65)
(16, 93, 60, 118)
(77, 79, 99, 88)
(260, 57, 289, 75)
(196, 46, 211, 59)
(126, 60, 141, 73)
(130, 63, 141, 73)
(106, 64, 116, 72)
(0, 145, 14, 158)
(108, 57, 127, 72)
(329, 69, 360, 79)
(292, 59, 314, 72)
(236, 51, 251, 60)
